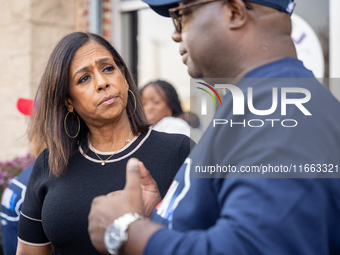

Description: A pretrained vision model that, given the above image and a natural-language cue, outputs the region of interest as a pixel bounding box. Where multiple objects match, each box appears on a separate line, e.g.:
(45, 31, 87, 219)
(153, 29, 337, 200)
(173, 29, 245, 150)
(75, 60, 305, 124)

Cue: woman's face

(142, 85, 171, 125)
(67, 41, 129, 127)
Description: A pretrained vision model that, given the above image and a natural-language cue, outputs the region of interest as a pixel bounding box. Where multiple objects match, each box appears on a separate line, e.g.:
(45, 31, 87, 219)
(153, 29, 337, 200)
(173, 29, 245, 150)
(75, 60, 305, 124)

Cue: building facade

(0, 0, 338, 161)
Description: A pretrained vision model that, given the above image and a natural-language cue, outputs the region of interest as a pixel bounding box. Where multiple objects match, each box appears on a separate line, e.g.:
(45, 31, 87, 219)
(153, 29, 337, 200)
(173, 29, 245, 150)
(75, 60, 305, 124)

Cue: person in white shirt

(141, 80, 202, 143)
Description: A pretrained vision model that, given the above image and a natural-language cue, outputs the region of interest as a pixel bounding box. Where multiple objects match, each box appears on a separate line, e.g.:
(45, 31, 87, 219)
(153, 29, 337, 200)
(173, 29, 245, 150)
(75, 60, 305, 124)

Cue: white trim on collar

(79, 128, 152, 164)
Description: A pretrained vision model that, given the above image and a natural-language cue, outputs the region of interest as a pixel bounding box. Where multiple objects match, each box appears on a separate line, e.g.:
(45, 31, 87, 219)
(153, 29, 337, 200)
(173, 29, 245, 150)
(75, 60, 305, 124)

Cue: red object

(17, 98, 34, 116)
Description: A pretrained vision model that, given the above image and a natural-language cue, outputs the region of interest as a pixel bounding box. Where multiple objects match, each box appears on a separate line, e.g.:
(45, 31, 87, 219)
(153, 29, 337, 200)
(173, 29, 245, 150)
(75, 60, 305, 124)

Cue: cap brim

(17, 98, 34, 116)
(142, 0, 179, 17)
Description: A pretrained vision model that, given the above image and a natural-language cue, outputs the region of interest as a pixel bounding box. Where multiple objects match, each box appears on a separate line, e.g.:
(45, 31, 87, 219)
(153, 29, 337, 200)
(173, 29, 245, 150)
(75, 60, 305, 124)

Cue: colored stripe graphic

(196, 87, 217, 106)
(197, 82, 223, 105)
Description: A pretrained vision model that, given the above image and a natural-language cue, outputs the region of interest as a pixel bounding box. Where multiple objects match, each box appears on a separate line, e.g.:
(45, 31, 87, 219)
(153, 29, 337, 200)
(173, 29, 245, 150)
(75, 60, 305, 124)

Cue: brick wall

(77, 0, 90, 33)
(77, 0, 112, 42)
(103, 0, 111, 41)
(0, 0, 76, 161)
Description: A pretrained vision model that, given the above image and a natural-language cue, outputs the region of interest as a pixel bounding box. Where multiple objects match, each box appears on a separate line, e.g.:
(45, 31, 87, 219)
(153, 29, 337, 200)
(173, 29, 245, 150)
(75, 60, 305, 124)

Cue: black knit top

(18, 129, 191, 255)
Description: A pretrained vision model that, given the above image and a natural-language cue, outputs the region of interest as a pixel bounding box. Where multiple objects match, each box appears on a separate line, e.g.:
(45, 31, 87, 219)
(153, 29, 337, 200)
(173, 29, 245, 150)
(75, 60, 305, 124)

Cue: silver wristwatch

(104, 212, 144, 255)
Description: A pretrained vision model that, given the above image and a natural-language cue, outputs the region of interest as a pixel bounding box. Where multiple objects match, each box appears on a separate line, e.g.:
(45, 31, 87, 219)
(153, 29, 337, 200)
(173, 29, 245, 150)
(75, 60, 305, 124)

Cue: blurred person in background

(16, 32, 190, 255)
(1, 98, 44, 255)
(178, 111, 200, 129)
(141, 80, 201, 142)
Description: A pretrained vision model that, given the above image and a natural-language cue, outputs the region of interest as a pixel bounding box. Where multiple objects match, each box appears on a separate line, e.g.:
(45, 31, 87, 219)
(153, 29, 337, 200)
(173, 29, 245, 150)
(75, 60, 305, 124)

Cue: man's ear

(65, 97, 73, 112)
(225, 0, 249, 29)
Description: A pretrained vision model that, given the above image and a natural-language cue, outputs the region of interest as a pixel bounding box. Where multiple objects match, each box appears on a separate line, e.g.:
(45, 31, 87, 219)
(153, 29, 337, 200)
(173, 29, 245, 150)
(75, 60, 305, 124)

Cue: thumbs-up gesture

(138, 160, 162, 218)
(88, 158, 161, 253)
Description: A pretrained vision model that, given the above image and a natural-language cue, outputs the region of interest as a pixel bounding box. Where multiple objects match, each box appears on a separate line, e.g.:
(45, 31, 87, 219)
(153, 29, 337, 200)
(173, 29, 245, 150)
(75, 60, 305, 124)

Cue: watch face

(104, 223, 122, 254)
(104, 213, 142, 254)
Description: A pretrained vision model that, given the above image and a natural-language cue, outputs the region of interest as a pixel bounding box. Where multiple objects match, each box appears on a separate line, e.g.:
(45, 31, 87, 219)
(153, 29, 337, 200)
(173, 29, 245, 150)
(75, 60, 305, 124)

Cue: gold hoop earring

(64, 111, 80, 138)
(128, 89, 136, 117)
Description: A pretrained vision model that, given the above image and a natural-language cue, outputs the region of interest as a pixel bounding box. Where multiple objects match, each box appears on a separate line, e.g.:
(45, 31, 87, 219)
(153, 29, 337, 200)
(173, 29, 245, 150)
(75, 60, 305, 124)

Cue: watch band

(104, 212, 144, 255)
(115, 212, 144, 232)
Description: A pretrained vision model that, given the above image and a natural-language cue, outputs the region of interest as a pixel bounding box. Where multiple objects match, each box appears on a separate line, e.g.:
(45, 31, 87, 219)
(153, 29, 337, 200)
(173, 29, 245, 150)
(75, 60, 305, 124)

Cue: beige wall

(0, 0, 76, 160)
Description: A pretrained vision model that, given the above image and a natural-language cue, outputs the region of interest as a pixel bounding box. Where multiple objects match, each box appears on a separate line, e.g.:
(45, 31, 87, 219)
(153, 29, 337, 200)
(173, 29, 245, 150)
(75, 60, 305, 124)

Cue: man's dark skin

(88, 1, 297, 254)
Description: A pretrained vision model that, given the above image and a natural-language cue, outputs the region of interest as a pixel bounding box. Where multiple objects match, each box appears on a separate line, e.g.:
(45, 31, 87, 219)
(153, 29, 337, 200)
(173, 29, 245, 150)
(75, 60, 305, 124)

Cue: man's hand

(139, 161, 162, 217)
(88, 158, 161, 254)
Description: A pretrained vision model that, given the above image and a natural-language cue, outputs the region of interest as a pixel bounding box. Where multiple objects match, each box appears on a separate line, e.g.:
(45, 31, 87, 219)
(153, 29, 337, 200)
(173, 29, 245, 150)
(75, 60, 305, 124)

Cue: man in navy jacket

(88, 1, 340, 254)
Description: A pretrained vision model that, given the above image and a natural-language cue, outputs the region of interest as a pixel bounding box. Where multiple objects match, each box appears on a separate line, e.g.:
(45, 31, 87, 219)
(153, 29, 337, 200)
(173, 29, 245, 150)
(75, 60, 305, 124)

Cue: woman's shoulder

(35, 148, 48, 162)
(32, 148, 50, 175)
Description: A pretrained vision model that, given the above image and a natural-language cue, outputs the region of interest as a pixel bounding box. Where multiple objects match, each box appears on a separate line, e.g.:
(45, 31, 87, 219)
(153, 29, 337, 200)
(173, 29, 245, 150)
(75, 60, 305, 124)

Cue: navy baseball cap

(142, 0, 296, 17)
